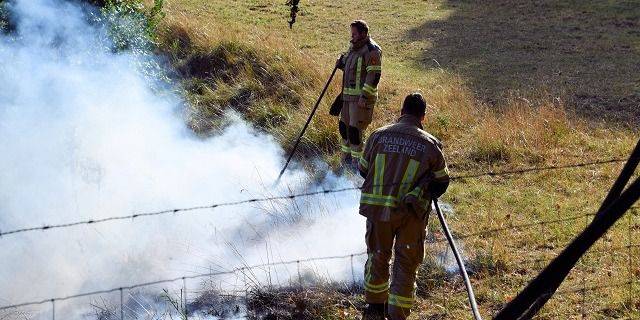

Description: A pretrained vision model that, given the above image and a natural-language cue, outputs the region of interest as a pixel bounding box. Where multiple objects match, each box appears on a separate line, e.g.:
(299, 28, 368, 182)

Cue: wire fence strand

(0, 158, 630, 238)
(2, 220, 637, 312)
(0, 252, 367, 311)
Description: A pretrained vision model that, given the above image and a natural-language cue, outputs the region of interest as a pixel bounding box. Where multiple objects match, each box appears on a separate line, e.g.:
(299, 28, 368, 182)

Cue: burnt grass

(182, 245, 508, 320)
(185, 284, 365, 319)
(244, 285, 363, 320)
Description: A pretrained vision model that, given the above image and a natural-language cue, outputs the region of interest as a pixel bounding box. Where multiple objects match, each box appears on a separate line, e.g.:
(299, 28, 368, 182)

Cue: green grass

(146, 0, 640, 318)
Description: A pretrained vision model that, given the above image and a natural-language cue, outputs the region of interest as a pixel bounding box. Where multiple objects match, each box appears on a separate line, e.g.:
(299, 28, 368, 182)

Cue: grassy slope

(156, 0, 639, 318)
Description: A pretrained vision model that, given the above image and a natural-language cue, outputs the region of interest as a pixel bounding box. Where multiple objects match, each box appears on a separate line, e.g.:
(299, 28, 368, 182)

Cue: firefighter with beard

(357, 93, 450, 320)
(335, 20, 382, 169)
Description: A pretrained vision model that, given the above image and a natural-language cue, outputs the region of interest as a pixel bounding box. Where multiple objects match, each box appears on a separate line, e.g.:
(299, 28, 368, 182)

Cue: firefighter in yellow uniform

(336, 20, 382, 169)
(357, 93, 450, 320)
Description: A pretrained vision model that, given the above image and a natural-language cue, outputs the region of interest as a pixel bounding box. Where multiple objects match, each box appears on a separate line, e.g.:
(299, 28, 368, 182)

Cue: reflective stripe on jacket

(358, 114, 449, 221)
(339, 37, 382, 102)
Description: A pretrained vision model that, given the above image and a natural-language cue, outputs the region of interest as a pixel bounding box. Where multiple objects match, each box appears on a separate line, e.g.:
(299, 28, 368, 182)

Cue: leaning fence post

(581, 215, 588, 319)
(494, 175, 640, 319)
(628, 213, 633, 305)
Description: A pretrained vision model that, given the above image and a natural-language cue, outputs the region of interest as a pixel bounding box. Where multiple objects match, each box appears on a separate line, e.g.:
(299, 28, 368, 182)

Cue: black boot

(362, 303, 386, 320)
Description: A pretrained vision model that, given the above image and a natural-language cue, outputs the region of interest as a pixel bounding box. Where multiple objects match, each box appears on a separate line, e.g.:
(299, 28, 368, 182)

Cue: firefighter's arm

(402, 144, 450, 209)
(358, 132, 376, 178)
(426, 143, 450, 198)
(362, 50, 382, 99)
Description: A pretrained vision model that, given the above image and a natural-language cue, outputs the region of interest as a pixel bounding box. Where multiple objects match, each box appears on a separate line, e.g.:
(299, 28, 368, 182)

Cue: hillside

(152, 0, 640, 319)
(1, 0, 636, 318)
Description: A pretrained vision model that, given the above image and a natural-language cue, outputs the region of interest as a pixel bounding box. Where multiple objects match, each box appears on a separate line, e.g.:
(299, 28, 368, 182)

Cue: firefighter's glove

(335, 55, 345, 69)
(401, 193, 420, 216)
(427, 180, 450, 199)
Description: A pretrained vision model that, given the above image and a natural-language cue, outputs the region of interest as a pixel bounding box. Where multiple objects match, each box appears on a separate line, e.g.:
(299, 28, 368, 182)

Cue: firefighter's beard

(0, 0, 365, 318)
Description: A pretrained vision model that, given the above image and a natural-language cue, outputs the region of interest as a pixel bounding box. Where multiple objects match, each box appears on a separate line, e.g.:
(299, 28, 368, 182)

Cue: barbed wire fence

(0, 157, 638, 319)
(0, 157, 631, 238)
(1, 210, 636, 319)
(424, 210, 638, 319)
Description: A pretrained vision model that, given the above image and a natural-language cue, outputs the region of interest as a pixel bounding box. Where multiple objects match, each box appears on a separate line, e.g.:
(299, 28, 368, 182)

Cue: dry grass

(145, 0, 640, 318)
(245, 285, 362, 320)
(156, 16, 341, 162)
(157, 13, 636, 170)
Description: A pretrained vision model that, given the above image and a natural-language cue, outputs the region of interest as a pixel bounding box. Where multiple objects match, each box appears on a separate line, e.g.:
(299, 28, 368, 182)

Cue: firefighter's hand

(401, 194, 420, 216)
(357, 96, 366, 109)
(427, 180, 450, 199)
(335, 55, 345, 69)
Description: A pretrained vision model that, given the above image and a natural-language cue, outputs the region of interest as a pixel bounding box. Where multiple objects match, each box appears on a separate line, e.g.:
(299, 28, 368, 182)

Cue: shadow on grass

(405, 0, 640, 127)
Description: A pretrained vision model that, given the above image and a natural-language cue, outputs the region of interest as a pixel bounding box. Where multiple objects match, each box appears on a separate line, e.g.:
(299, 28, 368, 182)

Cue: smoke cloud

(0, 0, 365, 318)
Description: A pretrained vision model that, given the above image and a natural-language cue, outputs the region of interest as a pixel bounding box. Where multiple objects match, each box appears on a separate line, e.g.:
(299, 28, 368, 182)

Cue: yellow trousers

(364, 210, 429, 320)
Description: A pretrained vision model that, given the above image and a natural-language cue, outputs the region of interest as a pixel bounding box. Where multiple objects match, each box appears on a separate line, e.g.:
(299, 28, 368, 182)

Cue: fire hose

(433, 198, 483, 320)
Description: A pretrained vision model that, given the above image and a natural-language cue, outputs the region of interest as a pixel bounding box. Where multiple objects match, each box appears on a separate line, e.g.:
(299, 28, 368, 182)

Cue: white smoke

(0, 0, 365, 318)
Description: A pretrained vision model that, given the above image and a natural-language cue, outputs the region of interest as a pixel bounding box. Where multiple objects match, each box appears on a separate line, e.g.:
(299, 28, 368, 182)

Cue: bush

(100, 0, 165, 51)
